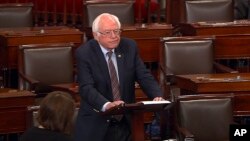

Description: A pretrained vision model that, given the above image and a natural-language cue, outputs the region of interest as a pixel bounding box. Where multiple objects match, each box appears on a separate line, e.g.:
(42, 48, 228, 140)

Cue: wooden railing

(0, 0, 84, 28)
(0, 0, 169, 29)
(0, 0, 85, 29)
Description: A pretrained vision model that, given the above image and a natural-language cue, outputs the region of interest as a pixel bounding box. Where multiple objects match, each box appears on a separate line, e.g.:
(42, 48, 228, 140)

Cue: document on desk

(197, 21, 234, 26)
(140, 100, 171, 105)
(196, 76, 250, 82)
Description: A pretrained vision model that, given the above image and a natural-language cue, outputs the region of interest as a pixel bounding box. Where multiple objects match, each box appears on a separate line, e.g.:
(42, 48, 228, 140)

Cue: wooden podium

(102, 101, 171, 141)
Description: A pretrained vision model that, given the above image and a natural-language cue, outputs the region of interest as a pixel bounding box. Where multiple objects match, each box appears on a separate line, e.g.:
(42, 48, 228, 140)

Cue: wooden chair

(184, 0, 234, 23)
(83, 0, 135, 27)
(174, 94, 234, 141)
(83, 0, 135, 39)
(18, 43, 78, 100)
(0, 3, 34, 28)
(159, 36, 237, 99)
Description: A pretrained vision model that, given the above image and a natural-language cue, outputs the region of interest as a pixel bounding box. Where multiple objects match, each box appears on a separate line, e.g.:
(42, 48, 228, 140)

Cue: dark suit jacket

(74, 38, 162, 141)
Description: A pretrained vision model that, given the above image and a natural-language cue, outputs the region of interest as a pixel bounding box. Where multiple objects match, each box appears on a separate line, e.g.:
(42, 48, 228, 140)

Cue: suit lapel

(115, 44, 125, 99)
(92, 39, 126, 100)
(92, 42, 112, 91)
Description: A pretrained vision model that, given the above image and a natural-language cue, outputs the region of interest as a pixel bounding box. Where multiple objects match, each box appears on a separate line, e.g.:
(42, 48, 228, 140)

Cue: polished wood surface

(175, 73, 250, 94)
(193, 21, 250, 35)
(214, 34, 250, 59)
(0, 89, 35, 134)
(234, 94, 250, 117)
(175, 73, 250, 117)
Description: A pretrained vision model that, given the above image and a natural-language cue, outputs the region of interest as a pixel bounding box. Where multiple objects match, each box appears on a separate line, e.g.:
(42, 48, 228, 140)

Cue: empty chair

(175, 94, 234, 141)
(83, 0, 135, 28)
(83, 0, 135, 36)
(83, 0, 135, 40)
(0, 3, 34, 28)
(159, 36, 236, 99)
(185, 0, 234, 23)
(18, 43, 77, 99)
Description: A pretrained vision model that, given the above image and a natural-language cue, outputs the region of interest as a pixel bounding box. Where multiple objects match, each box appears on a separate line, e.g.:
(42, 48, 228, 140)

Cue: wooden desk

(175, 73, 250, 95)
(0, 26, 83, 88)
(213, 34, 250, 59)
(0, 89, 35, 134)
(175, 74, 250, 117)
(234, 94, 250, 117)
(193, 21, 250, 35)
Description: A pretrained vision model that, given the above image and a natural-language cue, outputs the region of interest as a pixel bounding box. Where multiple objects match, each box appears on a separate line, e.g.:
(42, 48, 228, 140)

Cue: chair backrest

(0, 3, 33, 28)
(161, 37, 214, 75)
(18, 43, 74, 87)
(185, 0, 234, 23)
(83, 0, 135, 27)
(176, 94, 233, 141)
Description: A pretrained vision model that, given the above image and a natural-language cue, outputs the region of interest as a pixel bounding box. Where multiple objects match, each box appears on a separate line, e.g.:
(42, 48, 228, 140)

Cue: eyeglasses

(98, 29, 121, 37)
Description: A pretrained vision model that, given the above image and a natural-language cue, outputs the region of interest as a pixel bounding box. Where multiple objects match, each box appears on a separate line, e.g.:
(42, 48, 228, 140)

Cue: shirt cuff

(101, 102, 111, 112)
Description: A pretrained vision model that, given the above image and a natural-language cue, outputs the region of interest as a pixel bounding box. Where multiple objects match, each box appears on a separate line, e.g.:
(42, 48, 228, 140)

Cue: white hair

(92, 13, 121, 33)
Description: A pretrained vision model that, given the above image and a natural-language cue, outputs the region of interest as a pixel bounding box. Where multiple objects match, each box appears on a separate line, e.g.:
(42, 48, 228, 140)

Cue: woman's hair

(37, 91, 75, 134)
(92, 13, 121, 33)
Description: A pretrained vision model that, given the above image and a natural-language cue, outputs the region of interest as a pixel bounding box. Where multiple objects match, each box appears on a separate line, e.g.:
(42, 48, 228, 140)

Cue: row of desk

(1, 21, 250, 141)
(1, 72, 250, 140)
(0, 21, 250, 87)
